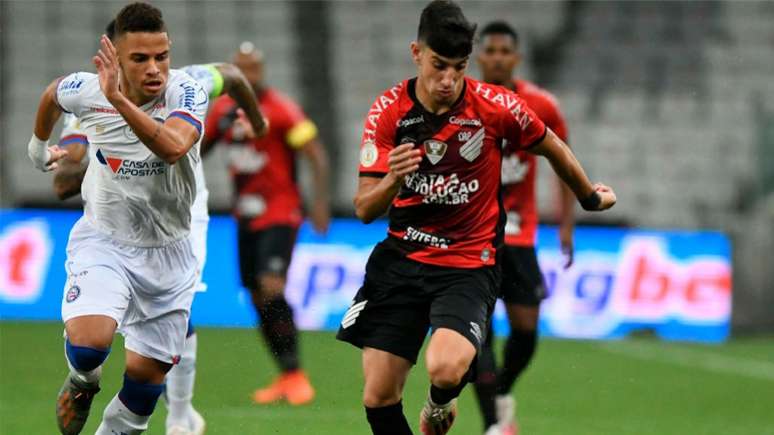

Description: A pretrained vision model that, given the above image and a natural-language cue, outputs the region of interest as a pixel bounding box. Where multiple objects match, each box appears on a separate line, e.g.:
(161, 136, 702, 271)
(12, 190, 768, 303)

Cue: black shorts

(336, 242, 499, 364)
(500, 245, 546, 306)
(237, 223, 298, 290)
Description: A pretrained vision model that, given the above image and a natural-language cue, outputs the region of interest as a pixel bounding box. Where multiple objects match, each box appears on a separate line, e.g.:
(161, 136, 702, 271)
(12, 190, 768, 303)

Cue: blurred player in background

(27, 3, 209, 434)
(336, 1, 615, 434)
(473, 21, 575, 435)
(52, 20, 266, 435)
(203, 42, 330, 406)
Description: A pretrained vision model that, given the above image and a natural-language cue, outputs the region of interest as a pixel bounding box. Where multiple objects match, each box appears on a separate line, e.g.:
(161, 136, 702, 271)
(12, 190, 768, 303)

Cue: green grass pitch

(1, 322, 772, 434)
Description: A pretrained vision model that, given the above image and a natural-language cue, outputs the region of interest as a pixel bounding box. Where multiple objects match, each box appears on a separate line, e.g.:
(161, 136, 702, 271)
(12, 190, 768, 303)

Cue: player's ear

(410, 41, 422, 66)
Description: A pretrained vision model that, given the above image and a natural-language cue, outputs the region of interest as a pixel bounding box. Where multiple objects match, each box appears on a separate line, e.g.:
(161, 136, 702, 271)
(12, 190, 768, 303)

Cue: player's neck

(414, 79, 464, 115)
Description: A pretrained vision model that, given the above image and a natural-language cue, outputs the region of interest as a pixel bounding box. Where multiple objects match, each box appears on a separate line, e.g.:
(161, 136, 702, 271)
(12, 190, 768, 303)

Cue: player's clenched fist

(388, 143, 422, 181)
(584, 182, 617, 211)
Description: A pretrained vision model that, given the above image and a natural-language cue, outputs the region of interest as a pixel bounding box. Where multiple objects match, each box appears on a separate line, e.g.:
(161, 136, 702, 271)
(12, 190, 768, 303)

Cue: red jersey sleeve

(204, 95, 236, 143)
(275, 94, 319, 149)
(358, 94, 398, 177)
(502, 94, 547, 150)
(537, 93, 569, 143)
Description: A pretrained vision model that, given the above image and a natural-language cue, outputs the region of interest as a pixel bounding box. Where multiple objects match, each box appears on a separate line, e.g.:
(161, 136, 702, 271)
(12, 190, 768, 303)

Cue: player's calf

(57, 337, 111, 434)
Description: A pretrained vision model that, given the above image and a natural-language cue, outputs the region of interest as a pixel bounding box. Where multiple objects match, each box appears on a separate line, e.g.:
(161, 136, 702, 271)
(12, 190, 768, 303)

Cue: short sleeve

(56, 73, 90, 116)
(358, 97, 396, 177)
(165, 74, 209, 137)
(58, 114, 89, 147)
(539, 94, 569, 143)
(502, 95, 547, 150)
(181, 64, 224, 99)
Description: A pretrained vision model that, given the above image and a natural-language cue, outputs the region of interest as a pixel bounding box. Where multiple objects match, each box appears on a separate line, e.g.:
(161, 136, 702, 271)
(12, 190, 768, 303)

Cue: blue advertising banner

(0, 209, 732, 342)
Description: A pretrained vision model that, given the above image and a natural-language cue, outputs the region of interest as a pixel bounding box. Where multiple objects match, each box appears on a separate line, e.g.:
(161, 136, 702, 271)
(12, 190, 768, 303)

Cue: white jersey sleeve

(165, 70, 209, 138)
(58, 114, 90, 148)
(181, 64, 225, 99)
(56, 72, 94, 116)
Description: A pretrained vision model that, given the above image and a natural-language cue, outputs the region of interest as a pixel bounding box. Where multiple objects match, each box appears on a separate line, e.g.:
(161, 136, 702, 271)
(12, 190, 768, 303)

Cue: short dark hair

(114, 2, 166, 38)
(479, 21, 519, 46)
(106, 19, 116, 40)
(417, 0, 477, 58)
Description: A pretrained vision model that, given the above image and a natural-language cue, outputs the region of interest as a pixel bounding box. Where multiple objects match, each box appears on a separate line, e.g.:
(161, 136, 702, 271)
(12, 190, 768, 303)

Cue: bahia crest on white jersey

(55, 69, 208, 247)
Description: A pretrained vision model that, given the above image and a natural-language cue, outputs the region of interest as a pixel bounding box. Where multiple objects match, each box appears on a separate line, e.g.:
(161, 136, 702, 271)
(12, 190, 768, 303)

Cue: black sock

(497, 329, 537, 396)
(430, 379, 467, 406)
(474, 323, 498, 429)
(257, 297, 300, 372)
(365, 401, 413, 435)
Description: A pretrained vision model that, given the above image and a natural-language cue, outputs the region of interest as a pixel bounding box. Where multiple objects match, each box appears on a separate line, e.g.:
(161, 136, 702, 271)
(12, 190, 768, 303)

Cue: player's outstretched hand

(93, 35, 121, 101)
(388, 143, 422, 183)
(593, 183, 617, 210)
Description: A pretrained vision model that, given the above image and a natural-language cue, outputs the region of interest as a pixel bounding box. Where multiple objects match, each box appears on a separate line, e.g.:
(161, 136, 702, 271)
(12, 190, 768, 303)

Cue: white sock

(95, 395, 150, 435)
(165, 332, 198, 428)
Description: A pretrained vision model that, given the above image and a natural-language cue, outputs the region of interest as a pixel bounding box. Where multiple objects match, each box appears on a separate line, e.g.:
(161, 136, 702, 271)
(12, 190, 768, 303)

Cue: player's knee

(427, 356, 470, 389)
(125, 357, 173, 384)
(66, 329, 114, 351)
(259, 273, 286, 298)
(65, 339, 110, 372)
(363, 386, 401, 408)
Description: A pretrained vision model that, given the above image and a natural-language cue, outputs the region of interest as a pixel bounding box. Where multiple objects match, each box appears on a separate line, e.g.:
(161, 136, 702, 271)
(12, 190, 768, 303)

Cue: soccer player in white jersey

(53, 53, 267, 435)
(27, 4, 212, 434)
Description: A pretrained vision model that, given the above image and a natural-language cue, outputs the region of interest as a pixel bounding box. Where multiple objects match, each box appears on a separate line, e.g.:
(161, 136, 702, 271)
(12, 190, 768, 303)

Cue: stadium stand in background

(1, 0, 772, 332)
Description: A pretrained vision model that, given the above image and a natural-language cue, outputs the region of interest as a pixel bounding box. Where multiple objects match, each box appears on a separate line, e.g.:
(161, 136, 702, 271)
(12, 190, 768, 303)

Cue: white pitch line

(598, 341, 774, 382)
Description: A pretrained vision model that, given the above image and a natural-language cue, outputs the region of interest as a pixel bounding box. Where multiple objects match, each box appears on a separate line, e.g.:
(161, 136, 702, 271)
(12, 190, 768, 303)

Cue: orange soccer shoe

(280, 370, 316, 405)
(252, 370, 315, 406)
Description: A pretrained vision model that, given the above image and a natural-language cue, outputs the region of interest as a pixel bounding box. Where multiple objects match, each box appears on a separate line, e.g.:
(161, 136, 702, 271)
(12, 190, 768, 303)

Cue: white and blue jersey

(55, 69, 208, 247)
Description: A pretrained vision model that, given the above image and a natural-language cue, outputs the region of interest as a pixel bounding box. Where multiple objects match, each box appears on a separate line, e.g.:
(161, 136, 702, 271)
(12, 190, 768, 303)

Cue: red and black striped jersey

(502, 79, 569, 247)
(358, 77, 546, 268)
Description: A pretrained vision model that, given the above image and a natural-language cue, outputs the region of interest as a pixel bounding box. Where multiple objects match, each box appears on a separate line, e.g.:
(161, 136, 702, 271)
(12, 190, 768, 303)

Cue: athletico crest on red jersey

(424, 139, 447, 165)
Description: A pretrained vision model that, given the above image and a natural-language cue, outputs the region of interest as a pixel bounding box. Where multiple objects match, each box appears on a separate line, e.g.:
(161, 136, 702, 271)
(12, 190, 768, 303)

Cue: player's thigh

(428, 266, 498, 357)
(337, 245, 431, 365)
(62, 253, 131, 349)
(362, 347, 413, 407)
(122, 240, 197, 366)
(123, 309, 190, 367)
(255, 225, 298, 297)
(500, 246, 546, 308)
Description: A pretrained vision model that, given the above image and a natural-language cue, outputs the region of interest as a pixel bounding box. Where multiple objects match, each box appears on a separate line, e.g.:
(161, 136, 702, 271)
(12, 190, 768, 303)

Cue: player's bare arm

(301, 138, 331, 234)
(217, 63, 269, 138)
(354, 143, 422, 223)
(555, 139, 576, 267)
(53, 142, 88, 200)
(530, 128, 616, 211)
(28, 80, 69, 171)
(94, 35, 198, 164)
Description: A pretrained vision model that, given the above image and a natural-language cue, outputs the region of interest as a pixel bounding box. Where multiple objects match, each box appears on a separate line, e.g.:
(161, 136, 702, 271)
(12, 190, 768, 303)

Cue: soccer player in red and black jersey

(203, 44, 330, 407)
(473, 21, 575, 435)
(335, 2, 615, 434)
